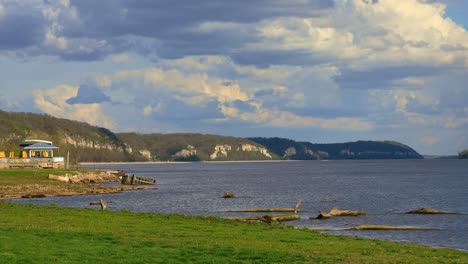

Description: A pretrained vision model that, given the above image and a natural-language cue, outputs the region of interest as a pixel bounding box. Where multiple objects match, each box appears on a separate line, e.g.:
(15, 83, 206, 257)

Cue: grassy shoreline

(1, 168, 467, 263)
(1, 202, 467, 263)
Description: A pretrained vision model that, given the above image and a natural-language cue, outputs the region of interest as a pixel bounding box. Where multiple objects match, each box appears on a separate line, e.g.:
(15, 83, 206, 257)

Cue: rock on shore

(48, 171, 122, 183)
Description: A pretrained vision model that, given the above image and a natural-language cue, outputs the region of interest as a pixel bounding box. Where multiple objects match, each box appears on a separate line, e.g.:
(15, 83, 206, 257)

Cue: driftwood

(223, 192, 235, 198)
(230, 214, 300, 223)
(350, 225, 437, 231)
(90, 198, 107, 210)
(21, 194, 46, 198)
(90, 200, 112, 206)
(312, 207, 366, 219)
(293, 199, 302, 214)
(226, 199, 305, 213)
(406, 208, 459, 215)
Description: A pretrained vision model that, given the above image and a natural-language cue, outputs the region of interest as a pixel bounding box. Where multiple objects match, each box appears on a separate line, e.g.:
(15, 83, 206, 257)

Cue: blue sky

(0, 0, 467, 155)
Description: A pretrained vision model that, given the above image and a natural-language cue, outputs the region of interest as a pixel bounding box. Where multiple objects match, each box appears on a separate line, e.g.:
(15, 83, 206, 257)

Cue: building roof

(22, 143, 58, 150)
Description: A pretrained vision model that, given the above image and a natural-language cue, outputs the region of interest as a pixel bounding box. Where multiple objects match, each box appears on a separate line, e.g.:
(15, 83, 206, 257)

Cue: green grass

(0, 202, 466, 263)
(0, 168, 96, 186)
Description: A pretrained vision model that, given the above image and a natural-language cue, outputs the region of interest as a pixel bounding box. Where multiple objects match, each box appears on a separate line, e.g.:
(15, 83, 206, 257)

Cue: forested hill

(0, 110, 275, 162)
(0, 110, 423, 162)
(116, 133, 276, 161)
(249, 137, 423, 160)
(0, 110, 131, 162)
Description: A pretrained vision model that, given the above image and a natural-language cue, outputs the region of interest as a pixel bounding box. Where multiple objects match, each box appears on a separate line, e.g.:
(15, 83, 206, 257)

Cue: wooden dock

(121, 174, 156, 185)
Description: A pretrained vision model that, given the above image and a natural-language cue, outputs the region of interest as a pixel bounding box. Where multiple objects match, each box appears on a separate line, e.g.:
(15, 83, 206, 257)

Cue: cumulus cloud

(84, 57, 373, 131)
(66, 84, 110, 104)
(1, 0, 467, 154)
(33, 85, 115, 129)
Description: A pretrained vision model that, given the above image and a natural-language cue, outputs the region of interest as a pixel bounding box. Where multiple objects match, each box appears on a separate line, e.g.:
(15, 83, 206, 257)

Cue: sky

(0, 0, 467, 155)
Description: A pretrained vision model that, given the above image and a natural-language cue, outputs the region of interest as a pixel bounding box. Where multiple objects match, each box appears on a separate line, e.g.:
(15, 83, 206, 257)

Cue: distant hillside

(0, 110, 132, 162)
(249, 137, 423, 160)
(459, 150, 468, 159)
(117, 133, 276, 161)
(0, 110, 423, 162)
(0, 110, 275, 162)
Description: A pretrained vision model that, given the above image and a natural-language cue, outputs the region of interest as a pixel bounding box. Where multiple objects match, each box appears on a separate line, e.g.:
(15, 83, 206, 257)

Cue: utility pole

(66, 151, 70, 169)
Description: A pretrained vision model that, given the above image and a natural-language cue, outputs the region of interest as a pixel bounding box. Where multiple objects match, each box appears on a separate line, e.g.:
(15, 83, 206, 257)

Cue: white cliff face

(210, 144, 232, 160)
(240, 144, 272, 159)
(125, 144, 133, 154)
(63, 135, 124, 152)
(210, 143, 273, 160)
(139, 149, 151, 160)
(283, 147, 297, 158)
(173, 145, 197, 158)
(340, 149, 355, 156)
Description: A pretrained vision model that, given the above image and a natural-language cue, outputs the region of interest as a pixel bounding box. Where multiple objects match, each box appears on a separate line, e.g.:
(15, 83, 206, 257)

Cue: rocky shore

(0, 170, 156, 200)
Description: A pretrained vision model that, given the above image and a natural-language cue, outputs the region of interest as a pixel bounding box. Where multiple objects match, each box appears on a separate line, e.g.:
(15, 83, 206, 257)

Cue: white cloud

(88, 58, 373, 131)
(44, 30, 68, 50)
(33, 85, 116, 129)
(254, 0, 468, 69)
(0, 3, 4, 17)
(111, 53, 129, 63)
(219, 101, 373, 131)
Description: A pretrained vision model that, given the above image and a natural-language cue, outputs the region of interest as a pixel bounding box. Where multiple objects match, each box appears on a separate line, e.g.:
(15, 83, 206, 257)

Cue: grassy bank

(0, 203, 466, 263)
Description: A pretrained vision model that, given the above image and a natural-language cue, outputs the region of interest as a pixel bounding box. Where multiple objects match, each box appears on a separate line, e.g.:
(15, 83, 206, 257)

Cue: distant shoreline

(79, 160, 300, 165)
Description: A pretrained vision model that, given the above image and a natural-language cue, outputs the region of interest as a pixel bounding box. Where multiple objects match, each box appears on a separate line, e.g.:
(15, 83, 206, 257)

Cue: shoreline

(0, 184, 156, 200)
(0, 169, 157, 200)
(79, 160, 301, 165)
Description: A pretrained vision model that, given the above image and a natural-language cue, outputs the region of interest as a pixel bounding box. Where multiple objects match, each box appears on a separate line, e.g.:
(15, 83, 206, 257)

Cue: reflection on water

(14, 160, 468, 251)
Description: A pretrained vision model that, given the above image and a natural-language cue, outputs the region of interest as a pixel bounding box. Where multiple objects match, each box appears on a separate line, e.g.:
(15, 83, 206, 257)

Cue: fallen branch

(229, 214, 300, 223)
(406, 208, 459, 215)
(350, 225, 437, 231)
(99, 198, 107, 210)
(312, 207, 366, 219)
(225, 199, 305, 213)
(90, 200, 112, 206)
(294, 199, 302, 215)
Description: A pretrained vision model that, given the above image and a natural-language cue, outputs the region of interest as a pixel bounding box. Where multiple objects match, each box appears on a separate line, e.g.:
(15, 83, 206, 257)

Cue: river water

(14, 159, 468, 251)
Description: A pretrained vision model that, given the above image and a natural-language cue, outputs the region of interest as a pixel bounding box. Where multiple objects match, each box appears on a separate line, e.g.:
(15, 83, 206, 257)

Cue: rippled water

(14, 159, 468, 251)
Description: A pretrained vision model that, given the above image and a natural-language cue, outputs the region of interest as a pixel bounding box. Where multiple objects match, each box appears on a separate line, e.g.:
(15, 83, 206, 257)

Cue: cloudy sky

(0, 0, 467, 155)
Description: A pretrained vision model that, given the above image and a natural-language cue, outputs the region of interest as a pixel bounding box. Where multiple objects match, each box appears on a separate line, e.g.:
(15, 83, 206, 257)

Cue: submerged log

(228, 208, 306, 213)
(90, 201, 112, 206)
(350, 225, 437, 231)
(294, 199, 302, 215)
(312, 207, 366, 219)
(223, 192, 235, 198)
(99, 198, 107, 210)
(406, 208, 459, 215)
(226, 199, 305, 213)
(229, 214, 300, 223)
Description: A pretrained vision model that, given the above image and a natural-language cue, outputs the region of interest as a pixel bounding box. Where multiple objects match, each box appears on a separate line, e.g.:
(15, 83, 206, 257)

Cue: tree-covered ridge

(117, 133, 277, 161)
(0, 110, 424, 162)
(459, 150, 468, 159)
(249, 138, 423, 160)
